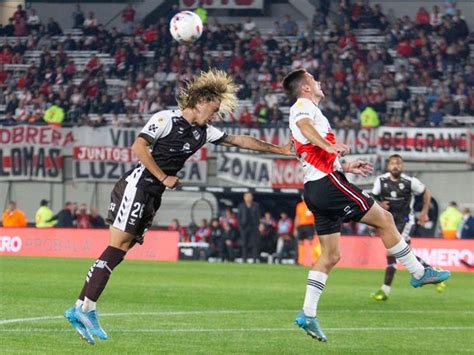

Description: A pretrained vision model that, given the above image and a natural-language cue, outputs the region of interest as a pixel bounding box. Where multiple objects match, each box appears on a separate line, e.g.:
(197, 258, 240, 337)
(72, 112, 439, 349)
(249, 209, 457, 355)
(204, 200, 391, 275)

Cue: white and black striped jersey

(124, 109, 227, 194)
(372, 173, 426, 224)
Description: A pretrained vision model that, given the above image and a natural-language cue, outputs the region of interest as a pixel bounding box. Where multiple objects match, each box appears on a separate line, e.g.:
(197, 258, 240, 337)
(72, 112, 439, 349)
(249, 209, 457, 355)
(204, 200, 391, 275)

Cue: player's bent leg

(72, 227, 135, 340)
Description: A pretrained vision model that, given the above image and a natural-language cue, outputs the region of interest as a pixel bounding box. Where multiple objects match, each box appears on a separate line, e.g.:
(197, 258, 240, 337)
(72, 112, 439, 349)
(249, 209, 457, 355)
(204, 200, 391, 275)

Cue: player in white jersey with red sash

(282, 68, 451, 343)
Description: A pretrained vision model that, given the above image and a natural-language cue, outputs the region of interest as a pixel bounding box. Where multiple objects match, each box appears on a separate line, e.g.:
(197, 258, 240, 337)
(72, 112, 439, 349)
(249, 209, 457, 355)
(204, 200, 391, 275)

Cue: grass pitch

(0, 256, 473, 354)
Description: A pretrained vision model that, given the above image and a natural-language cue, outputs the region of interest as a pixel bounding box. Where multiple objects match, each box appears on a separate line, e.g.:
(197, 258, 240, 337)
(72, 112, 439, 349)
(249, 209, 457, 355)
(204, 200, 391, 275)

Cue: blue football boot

(410, 267, 451, 288)
(74, 307, 108, 340)
(295, 310, 328, 342)
(64, 307, 95, 345)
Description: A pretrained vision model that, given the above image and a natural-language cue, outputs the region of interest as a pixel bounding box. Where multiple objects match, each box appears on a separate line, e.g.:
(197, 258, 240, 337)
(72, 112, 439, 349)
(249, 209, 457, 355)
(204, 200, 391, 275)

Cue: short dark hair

(387, 154, 403, 163)
(282, 69, 307, 102)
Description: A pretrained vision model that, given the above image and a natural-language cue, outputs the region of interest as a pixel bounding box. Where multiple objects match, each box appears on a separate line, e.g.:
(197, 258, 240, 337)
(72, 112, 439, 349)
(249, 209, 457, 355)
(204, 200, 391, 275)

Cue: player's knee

(322, 252, 340, 267)
(378, 209, 395, 229)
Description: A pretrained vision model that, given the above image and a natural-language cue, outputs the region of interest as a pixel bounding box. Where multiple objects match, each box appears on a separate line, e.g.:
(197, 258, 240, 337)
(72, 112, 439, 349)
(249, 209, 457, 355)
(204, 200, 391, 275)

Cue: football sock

(381, 284, 391, 295)
(303, 271, 328, 317)
(80, 246, 126, 303)
(75, 299, 83, 308)
(388, 239, 424, 279)
(416, 256, 430, 268)
(82, 297, 96, 312)
(384, 255, 397, 286)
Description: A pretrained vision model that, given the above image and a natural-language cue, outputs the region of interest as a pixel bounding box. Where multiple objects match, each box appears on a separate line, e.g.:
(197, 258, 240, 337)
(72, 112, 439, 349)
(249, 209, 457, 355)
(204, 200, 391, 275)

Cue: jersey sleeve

(206, 125, 228, 144)
(290, 98, 318, 123)
(410, 177, 426, 195)
(138, 113, 173, 144)
(371, 176, 382, 197)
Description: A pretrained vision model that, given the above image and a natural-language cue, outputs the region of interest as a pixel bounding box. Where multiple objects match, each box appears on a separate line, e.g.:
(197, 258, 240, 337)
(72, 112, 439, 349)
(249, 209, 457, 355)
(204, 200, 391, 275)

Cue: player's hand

(162, 176, 180, 189)
(345, 159, 373, 176)
(418, 212, 429, 226)
(280, 138, 294, 156)
(326, 143, 349, 157)
(379, 200, 390, 210)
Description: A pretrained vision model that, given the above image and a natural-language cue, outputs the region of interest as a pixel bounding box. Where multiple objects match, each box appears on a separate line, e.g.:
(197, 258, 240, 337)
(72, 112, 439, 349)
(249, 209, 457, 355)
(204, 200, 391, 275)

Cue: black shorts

(297, 225, 315, 240)
(106, 178, 163, 244)
(395, 218, 415, 242)
(304, 171, 374, 235)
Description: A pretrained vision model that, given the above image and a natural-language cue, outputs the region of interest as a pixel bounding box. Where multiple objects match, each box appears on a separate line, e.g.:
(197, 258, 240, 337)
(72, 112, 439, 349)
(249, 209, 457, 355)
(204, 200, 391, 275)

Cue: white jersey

(289, 98, 342, 182)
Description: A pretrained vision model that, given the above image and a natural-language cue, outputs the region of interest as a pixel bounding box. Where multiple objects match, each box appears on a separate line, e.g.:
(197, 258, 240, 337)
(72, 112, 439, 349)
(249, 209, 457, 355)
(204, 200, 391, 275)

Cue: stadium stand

(0, 1, 472, 128)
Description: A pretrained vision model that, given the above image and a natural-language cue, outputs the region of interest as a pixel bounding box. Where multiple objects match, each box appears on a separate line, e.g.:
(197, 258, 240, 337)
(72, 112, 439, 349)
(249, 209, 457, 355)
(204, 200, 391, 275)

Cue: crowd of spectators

(0, 1, 472, 128)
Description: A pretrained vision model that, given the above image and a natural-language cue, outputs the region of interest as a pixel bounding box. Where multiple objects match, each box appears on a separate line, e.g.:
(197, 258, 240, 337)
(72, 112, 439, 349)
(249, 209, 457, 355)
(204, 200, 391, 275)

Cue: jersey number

(131, 202, 144, 218)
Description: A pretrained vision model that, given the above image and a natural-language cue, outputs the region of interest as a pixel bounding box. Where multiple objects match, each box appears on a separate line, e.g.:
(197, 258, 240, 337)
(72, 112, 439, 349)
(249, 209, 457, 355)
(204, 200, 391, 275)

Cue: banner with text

(72, 128, 208, 184)
(217, 152, 272, 188)
(0, 228, 179, 261)
(0, 126, 72, 181)
(377, 127, 469, 161)
(179, 0, 264, 9)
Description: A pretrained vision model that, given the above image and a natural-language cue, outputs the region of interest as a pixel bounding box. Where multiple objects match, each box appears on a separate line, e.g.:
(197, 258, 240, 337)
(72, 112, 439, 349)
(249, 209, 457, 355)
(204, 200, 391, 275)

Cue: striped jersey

(289, 98, 342, 182)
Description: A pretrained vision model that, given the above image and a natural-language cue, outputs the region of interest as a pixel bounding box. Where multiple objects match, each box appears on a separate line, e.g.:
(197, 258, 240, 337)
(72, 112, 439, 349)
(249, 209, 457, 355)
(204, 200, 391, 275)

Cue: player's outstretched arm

(220, 134, 293, 156)
(131, 137, 180, 189)
(296, 118, 349, 156)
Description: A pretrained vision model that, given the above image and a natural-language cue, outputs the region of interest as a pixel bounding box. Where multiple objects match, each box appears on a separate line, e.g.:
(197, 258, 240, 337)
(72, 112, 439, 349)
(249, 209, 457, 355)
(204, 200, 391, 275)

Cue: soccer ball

(169, 11, 203, 43)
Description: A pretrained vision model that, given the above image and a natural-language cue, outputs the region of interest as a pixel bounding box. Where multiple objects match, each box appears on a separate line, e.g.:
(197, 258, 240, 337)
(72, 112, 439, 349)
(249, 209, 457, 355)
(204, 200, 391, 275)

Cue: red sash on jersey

(293, 132, 337, 174)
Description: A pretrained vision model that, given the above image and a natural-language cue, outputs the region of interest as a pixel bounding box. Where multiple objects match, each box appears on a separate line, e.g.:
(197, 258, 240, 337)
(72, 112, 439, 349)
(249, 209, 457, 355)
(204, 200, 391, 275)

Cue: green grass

(0, 256, 473, 354)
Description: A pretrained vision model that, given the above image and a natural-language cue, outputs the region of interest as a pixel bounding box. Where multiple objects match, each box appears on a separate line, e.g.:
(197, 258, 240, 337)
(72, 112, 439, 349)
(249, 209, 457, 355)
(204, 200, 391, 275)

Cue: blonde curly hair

(177, 69, 239, 115)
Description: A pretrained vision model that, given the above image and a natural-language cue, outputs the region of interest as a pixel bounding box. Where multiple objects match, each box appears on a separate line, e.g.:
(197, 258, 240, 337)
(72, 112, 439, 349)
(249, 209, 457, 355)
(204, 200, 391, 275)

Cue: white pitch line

(0, 309, 473, 325)
(0, 326, 473, 333)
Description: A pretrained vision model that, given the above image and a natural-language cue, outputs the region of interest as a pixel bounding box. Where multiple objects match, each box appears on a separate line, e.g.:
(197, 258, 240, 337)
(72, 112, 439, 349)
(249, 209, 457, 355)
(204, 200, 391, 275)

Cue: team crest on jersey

(148, 124, 158, 133)
(182, 142, 191, 151)
(192, 130, 201, 140)
(383, 183, 388, 188)
(399, 183, 405, 189)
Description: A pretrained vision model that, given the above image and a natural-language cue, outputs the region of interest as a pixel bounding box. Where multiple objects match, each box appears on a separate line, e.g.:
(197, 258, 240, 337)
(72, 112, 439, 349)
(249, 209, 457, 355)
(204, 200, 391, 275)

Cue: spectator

(415, 7, 430, 31)
(35, 199, 57, 228)
(3, 18, 14, 37)
(168, 218, 188, 241)
(221, 219, 238, 261)
(83, 12, 98, 35)
(1, 201, 27, 227)
(243, 17, 256, 33)
(74, 203, 91, 228)
(43, 101, 65, 126)
(51, 202, 76, 228)
(294, 195, 315, 241)
(195, 218, 211, 242)
(281, 15, 298, 36)
(72, 4, 85, 29)
(238, 106, 254, 127)
(428, 102, 443, 126)
(195, 2, 208, 25)
(89, 207, 106, 229)
(275, 211, 294, 262)
(360, 106, 380, 128)
(121, 3, 136, 24)
(206, 218, 224, 260)
(27, 9, 41, 33)
(458, 208, 474, 239)
(312, 8, 326, 30)
(13, 4, 27, 24)
(238, 192, 260, 263)
(439, 202, 463, 239)
(46, 17, 62, 36)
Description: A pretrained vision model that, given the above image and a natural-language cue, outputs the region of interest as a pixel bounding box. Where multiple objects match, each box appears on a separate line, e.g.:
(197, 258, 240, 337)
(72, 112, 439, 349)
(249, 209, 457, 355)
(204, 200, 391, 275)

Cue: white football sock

(82, 297, 97, 312)
(302, 271, 328, 317)
(75, 299, 84, 308)
(381, 284, 391, 295)
(388, 239, 424, 279)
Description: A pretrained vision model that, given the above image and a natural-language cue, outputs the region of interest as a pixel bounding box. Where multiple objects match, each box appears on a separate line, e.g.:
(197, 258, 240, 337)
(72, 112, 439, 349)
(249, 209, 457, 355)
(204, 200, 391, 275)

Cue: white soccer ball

(169, 11, 203, 43)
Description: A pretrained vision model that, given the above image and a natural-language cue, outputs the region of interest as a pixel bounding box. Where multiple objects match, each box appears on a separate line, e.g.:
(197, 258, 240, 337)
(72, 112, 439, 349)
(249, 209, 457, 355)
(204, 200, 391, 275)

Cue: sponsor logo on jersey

(399, 183, 405, 189)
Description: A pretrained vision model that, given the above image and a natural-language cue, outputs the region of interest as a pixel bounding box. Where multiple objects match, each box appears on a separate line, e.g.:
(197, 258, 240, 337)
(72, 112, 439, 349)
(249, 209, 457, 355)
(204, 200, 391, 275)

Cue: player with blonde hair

(64, 69, 293, 345)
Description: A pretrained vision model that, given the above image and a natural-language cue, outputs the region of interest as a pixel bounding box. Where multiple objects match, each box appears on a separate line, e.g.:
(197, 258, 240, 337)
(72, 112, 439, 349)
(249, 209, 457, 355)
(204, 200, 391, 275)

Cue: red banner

(299, 236, 474, 272)
(0, 228, 179, 261)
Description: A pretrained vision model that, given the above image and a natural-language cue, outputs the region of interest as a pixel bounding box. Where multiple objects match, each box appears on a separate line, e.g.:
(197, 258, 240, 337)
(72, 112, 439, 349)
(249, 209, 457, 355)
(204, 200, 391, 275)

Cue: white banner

(377, 127, 469, 161)
(217, 152, 272, 187)
(179, 0, 264, 9)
